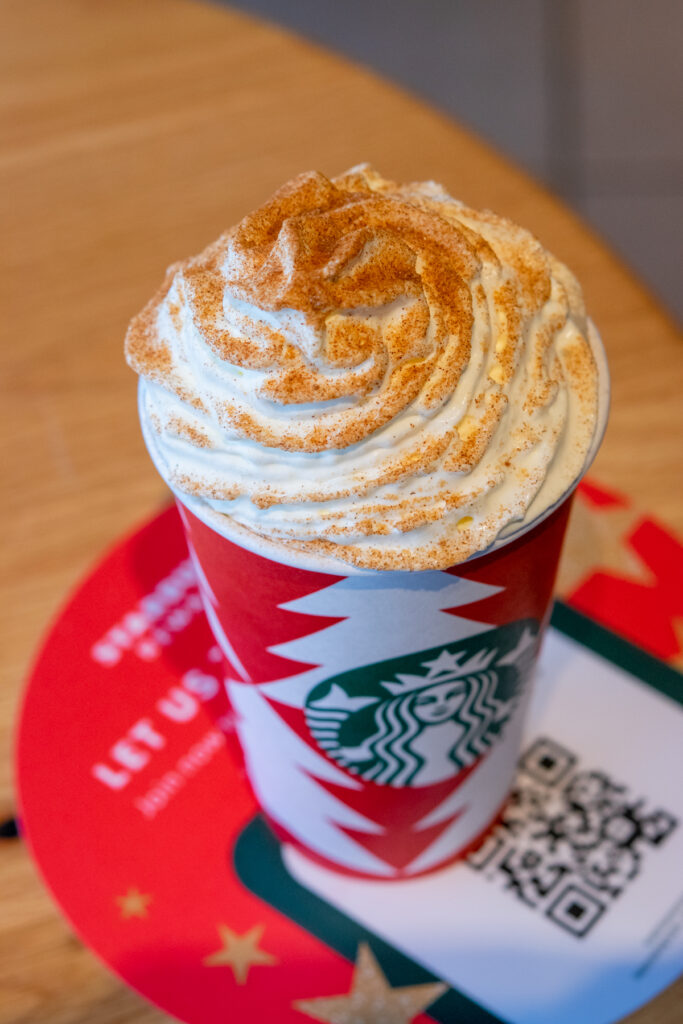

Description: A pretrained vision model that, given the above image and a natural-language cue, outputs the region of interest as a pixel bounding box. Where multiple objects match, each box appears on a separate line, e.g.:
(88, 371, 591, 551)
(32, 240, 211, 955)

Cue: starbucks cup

(128, 165, 609, 880)
(161, 323, 605, 882)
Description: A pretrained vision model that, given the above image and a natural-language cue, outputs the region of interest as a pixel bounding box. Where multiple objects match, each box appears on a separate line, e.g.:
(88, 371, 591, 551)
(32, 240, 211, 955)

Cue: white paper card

(284, 626, 683, 1024)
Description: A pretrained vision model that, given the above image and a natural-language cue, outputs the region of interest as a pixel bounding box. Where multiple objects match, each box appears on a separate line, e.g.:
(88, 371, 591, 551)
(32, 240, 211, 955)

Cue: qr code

(467, 737, 678, 938)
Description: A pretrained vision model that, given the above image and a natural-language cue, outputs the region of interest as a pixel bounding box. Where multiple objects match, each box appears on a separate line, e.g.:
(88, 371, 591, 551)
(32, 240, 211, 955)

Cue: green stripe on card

(551, 602, 682, 707)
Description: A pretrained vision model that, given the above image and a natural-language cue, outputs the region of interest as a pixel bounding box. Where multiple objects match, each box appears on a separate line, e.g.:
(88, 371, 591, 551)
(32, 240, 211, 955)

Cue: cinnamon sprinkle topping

(126, 165, 601, 570)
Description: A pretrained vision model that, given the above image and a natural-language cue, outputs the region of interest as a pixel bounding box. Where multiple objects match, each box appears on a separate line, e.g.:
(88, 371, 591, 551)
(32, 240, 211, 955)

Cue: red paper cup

(141, 322, 608, 880)
(175, 494, 574, 880)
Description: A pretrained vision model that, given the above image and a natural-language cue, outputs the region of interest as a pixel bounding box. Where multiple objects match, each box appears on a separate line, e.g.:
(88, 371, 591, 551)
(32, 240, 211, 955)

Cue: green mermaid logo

(304, 620, 538, 787)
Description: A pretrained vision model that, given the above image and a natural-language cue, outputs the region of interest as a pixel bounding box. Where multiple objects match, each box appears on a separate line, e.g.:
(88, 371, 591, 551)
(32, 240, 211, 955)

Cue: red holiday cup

(129, 164, 611, 880)
(173, 487, 579, 881)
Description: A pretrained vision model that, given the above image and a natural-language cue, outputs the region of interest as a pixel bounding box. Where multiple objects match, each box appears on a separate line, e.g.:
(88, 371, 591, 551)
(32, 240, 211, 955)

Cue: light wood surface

(1, 1, 681, 1021)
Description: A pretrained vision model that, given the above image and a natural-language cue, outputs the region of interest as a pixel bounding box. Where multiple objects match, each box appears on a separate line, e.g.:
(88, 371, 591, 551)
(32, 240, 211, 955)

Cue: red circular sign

(16, 488, 683, 1023)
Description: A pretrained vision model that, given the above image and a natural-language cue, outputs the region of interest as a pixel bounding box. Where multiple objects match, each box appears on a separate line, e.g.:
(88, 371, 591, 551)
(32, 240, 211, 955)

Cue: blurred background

(223, 0, 682, 324)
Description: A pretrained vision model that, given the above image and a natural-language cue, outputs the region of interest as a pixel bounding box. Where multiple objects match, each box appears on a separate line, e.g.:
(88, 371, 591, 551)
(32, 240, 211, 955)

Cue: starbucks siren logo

(305, 619, 538, 788)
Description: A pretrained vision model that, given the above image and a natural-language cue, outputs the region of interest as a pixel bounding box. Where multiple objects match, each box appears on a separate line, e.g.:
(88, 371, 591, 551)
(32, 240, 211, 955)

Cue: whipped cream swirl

(127, 165, 602, 570)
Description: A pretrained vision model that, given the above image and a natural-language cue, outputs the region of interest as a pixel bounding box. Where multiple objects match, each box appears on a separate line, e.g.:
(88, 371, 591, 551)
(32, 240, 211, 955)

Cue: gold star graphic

(203, 923, 277, 984)
(116, 888, 152, 919)
(294, 942, 447, 1024)
(557, 497, 652, 598)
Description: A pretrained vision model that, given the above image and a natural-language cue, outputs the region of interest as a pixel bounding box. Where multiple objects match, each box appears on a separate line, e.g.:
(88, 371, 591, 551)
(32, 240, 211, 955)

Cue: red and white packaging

(176, 498, 574, 880)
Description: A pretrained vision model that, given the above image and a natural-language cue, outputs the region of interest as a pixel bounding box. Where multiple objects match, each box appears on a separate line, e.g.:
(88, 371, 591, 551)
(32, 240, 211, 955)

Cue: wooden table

(1, 1, 681, 1020)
